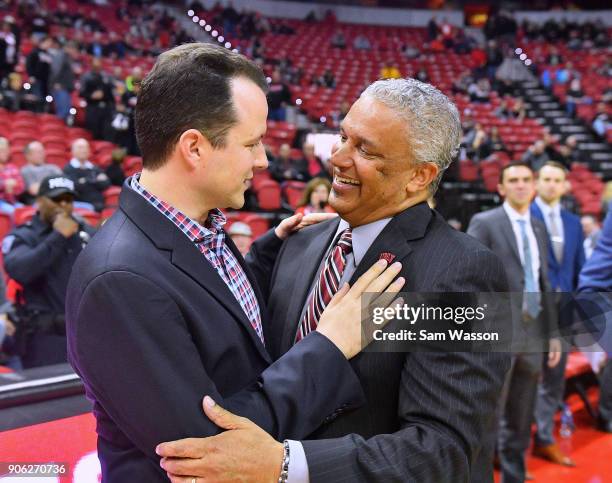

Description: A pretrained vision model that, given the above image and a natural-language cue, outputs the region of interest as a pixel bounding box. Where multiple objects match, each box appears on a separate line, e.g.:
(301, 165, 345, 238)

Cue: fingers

(161, 457, 202, 477)
(301, 213, 338, 224)
(156, 438, 204, 458)
(202, 396, 250, 431)
(325, 283, 350, 310)
(348, 259, 389, 296)
(364, 262, 404, 294)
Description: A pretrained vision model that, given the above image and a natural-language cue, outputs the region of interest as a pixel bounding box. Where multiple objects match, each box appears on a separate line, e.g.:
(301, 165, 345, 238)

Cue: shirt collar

(535, 196, 560, 218)
(69, 157, 95, 169)
(129, 174, 226, 243)
(336, 217, 393, 266)
(503, 201, 531, 224)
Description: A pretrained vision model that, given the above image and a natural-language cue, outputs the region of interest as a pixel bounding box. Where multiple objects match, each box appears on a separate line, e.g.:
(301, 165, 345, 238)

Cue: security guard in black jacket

(3, 175, 96, 368)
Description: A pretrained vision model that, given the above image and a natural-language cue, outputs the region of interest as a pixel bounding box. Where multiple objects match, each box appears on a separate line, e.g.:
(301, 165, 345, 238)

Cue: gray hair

(361, 78, 461, 194)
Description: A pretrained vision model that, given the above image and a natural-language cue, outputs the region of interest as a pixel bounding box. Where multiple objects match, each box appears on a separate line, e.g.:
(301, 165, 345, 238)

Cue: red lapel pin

(378, 252, 396, 264)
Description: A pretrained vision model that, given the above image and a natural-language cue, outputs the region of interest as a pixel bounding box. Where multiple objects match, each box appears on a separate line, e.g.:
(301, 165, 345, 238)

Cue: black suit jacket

(257, 202, 511, 482)
(66, 182, 365, 481)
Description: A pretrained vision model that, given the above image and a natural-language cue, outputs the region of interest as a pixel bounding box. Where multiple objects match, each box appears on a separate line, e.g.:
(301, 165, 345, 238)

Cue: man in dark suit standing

(66, 43, 403, 482)
(159, 78, 511, 482)
(530, 162, 584, 466)
(468, 162, 561, 483)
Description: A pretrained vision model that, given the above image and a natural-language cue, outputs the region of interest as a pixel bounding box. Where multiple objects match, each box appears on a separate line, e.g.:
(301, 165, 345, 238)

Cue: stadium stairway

(518, 80, 612, 181)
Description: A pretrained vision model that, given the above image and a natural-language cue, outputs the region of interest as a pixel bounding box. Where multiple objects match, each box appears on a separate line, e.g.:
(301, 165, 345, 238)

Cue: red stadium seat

(283, 181, 306, 209)
(255, 180, 282, 210)
(104, 186, 122, 207)
(14, 206, 36, 226)
(74, 208, 101, 227)
(0, 212, 11, 241)
(242, 214, 269, 239)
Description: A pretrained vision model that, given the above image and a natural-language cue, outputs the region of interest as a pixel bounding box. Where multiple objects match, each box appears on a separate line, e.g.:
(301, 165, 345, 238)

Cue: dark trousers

(498, 351, 542, 483)
(22, 333, 67, 368)
(534, 346, 570, 445)
(600, 359, 612, 422)
(85, 104, 112, 141)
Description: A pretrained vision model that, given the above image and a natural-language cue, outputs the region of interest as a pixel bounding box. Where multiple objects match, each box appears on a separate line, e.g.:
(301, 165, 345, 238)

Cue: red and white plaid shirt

(130, 175, 264, 343)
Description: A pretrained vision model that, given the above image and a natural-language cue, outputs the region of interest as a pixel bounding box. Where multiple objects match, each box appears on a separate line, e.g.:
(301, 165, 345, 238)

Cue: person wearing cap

(227, 221, 253, 256)
(2, 175, 96, 368)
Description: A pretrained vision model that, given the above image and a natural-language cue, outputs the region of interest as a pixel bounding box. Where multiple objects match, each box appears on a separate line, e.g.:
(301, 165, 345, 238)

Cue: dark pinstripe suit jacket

(257, 202, 511, 483)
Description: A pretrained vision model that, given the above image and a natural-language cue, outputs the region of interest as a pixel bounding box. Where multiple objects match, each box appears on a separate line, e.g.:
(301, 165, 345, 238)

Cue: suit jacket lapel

(348, 203, 433, 284)
(280, 218, 340, 353)
(119, 182, 271, 364)
(499, 208, 522, 267)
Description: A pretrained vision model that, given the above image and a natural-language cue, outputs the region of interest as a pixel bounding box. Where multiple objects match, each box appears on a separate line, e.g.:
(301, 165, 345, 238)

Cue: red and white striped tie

(295, 228, 353, 342)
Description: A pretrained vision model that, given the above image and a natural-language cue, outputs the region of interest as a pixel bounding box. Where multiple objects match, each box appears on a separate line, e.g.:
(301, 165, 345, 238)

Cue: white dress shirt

(503, 202, 541, 292)
(287, 215, 393, 483)
(534, 196, 564, 246)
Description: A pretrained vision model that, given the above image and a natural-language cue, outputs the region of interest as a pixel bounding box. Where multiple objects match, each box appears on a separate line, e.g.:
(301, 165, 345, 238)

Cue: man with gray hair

(158, 78, 511, 482)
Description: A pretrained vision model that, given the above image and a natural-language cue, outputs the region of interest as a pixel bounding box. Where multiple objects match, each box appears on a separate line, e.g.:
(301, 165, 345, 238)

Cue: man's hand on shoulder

(274, 212, 338, 240)
(157, 396, 284, 482)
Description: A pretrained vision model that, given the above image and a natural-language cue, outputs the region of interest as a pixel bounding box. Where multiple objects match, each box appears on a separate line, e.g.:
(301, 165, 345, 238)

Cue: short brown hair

(135, 43, 267, 170)
(498, 161, 533, 184)
(538, 161, 568, 177)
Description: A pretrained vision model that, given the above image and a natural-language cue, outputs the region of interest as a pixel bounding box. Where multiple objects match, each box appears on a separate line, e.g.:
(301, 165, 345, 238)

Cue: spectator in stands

(0, 137, 24, 216)
(105, 148, 126, 187)
(566, 78, 586, 117)
(416, 67, 429, 83)
(116, 76, 140, 155)
(468, 78, 491, 103)
(380, 62, 401, 79)
(495, 99, 512, 119)
(106, 31, 130, 59)
(601, 181, 612, 216)
(266, 69, 291, 122)
(489, 126, 508, 154)
(63, 138, 110, 212)
(467, 124, 492, 162)
(484, 40, 503, 80)
(0, 18, 18, 82)
(301, 141, 327, 179)
(522, 140, 549, 172)
(20, 141, 62, 205)
(270, 143, 308, 183)
(3, 174, 96, 368)
(452, 70, 473, 95)
(295, 177, 334, 216)
(318, 69, 336, 89)
(554, 63, 570, 85)
(330, 100, 350, 129)
(401, 43, 420, 60)
(542, 132, 565, 166)
(330, 30, 346, 49)
(49, 38, 75, 121)
(87, 31, 106, 58)
(80, 57, 115, 140)
(25, 35, 53, 101)
(581, 214, 601, 259)
(227, 222, 253, 257)
(0, 72, 41, 112)
(426, 16, 438, 41)
(546, 46, 564, 66)
(592, 102, 610, 138)
(353, 34, 371, 51)
(510, 98, 527, 121)
(563, 135, 587, 165)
